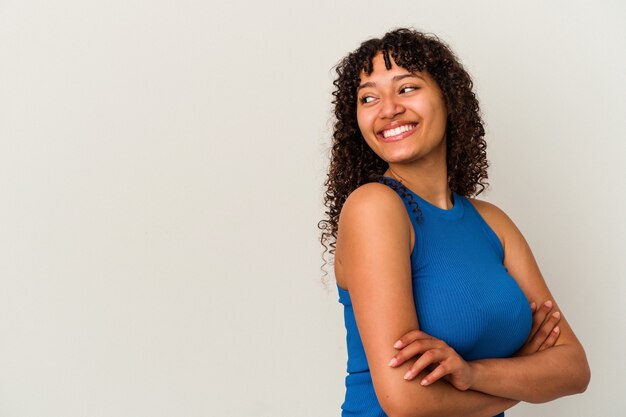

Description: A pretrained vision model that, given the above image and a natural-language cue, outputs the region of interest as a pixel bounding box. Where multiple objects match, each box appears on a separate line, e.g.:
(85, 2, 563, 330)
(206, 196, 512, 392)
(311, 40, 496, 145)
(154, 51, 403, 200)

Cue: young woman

(319, 28, 590, 417)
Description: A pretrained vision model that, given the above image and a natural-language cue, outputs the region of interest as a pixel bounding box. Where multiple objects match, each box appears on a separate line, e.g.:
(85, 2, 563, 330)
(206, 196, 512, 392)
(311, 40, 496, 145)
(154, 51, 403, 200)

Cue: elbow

(570, 344, 592, 396)
(381, 398, 433, 417)
(570, 349, 591, 396)
(374, 378, 411, 417)
(383, 406, 425, 417)
(527, 358, 591, 404)
(381, 404, 406, 417)
(374, 371, 439, 417)
(576, 361, 591, 394)
(379, 397, 411, 417)
(378, 389, 431, 417)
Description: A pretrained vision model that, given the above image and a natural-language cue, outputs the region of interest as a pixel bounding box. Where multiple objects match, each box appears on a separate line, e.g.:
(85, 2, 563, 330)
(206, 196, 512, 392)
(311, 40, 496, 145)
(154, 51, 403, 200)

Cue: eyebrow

(357, 73, 425, 92)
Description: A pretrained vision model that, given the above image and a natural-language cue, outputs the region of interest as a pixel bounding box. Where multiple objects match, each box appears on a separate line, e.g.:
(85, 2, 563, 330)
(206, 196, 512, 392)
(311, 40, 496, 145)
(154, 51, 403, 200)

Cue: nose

(379, 95, 405, 119)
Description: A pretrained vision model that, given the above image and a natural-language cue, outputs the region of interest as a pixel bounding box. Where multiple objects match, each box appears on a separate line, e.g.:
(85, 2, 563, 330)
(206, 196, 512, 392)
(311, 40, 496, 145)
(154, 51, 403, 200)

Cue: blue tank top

(337, 177, 532, 417)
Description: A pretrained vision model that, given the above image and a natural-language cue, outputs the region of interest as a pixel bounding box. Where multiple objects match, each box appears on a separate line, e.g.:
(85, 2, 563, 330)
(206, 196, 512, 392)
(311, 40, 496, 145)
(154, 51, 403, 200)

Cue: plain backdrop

(1, 0, 625, 416)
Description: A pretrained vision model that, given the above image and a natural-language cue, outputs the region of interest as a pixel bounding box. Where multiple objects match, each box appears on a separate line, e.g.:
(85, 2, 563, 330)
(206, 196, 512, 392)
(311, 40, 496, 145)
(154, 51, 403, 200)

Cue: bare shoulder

(467, 197, 520, 250)
(335, 182, 412, 289)
(467, 197, 510, 224)
(342, 182, 407, 218)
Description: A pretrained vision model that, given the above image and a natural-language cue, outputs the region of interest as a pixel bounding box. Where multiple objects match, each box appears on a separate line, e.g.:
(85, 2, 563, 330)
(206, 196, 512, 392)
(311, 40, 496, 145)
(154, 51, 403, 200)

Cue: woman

(319, 28, 590, 417)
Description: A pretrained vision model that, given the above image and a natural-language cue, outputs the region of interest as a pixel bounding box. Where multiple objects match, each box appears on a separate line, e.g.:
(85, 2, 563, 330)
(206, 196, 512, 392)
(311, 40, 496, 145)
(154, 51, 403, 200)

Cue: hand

(515, 300, 561, 357)
(388, 330, 474, 391)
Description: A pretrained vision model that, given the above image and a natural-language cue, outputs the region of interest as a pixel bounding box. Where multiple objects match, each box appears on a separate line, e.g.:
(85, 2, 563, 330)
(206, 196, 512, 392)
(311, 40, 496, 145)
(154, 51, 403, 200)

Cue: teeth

(382, 124, 416, 138)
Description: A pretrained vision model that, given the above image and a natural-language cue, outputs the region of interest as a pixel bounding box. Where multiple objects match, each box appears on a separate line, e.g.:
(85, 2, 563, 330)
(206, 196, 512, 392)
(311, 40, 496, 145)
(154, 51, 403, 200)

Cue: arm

(388, 300, 563, 389)
(465, 199, 591, 403)
(337, 184, 519, 417)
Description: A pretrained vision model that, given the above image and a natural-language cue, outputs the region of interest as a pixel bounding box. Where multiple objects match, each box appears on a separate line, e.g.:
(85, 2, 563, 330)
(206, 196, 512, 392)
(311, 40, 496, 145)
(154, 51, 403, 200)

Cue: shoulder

(341, 182, 407, 217)
(467, 197, 520, 252)
(467, 197, 508, 220)
(339, 182, 411, 235)
(336, 182, 413, 285)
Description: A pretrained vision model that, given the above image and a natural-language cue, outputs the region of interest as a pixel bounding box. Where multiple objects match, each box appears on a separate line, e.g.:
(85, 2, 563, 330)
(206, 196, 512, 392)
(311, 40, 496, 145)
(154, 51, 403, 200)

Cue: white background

(1, 0, 624, 416)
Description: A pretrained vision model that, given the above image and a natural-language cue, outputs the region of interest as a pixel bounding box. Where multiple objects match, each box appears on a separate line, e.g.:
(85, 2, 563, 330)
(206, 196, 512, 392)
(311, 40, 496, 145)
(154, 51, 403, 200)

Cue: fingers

(388, 338, 443, 367)
(528, 310, 562, 352)
(393, 330, 434, 349)
(529, 300, 553, 339)
(402, 349, 448, 381)
(539, 325, 560, 351)
(404, 349, 470, 389)
(529, 300, 554, 340)
(420, 363, 450, 386)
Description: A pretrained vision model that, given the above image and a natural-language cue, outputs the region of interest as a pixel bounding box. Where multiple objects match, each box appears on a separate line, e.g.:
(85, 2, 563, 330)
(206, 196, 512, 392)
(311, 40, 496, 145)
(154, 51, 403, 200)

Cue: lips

(377, 122, 418, 142)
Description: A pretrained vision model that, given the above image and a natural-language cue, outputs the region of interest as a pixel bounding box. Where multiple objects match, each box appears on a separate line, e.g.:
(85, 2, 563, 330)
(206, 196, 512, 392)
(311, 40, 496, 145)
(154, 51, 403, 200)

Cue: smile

(378, 123, 418, 142)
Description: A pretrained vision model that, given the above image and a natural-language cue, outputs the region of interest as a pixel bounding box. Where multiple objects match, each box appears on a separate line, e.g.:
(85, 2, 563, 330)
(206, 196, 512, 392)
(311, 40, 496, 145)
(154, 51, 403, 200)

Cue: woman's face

(356, 52, 448, 167)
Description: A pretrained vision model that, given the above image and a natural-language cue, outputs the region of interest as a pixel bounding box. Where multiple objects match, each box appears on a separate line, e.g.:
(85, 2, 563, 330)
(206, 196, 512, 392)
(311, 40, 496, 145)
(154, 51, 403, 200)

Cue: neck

(384, 156, 453, 210)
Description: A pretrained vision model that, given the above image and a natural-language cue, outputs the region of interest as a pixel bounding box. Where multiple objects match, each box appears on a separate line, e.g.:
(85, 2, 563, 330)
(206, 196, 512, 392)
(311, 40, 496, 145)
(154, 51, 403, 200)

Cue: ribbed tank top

(337, 177, 532, 417)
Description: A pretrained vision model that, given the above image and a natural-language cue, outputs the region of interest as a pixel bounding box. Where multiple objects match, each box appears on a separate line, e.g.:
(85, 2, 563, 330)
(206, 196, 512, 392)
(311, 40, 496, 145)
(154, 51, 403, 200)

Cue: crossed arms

(335, 184, 590, 417)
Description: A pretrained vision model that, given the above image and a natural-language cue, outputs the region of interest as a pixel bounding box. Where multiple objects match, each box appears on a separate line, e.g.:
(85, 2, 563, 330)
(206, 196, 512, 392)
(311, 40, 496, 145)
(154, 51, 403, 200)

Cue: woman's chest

(410, 222, 532, 360)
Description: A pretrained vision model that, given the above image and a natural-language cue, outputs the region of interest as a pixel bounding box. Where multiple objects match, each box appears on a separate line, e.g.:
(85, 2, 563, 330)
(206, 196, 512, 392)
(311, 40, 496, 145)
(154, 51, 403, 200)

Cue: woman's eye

(359, 95, 376, 104)
(400, 86, 418, 94)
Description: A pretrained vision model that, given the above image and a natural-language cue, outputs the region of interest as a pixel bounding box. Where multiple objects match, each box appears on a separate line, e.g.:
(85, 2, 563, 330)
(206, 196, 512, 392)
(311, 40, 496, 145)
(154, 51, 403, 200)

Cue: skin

(334, 52, 590, 417)
(355, 55, 451, 209)
(390, 300, 563, 387)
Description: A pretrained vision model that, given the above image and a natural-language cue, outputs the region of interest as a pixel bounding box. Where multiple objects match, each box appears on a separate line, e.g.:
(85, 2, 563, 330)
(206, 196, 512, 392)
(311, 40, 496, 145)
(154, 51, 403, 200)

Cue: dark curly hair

(318, 27, 489, 288)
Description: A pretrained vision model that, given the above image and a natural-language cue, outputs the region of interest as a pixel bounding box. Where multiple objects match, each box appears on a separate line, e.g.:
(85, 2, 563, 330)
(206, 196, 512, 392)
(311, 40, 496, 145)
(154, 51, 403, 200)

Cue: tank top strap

(376, 176, 424, 225)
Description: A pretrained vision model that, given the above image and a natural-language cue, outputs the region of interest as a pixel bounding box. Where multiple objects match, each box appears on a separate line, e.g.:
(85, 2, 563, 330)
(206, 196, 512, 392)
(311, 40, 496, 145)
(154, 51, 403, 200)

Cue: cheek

(423, 100, 447, 131)
(356, 116, 370, 139)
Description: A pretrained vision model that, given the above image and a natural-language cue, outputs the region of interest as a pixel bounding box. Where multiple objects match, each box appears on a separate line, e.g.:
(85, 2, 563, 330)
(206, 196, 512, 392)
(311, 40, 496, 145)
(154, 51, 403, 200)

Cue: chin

(383, 149, 421, 163)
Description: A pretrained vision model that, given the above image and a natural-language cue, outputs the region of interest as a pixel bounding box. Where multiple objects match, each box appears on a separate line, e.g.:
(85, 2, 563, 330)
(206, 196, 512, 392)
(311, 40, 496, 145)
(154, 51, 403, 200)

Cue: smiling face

(356, 52, 449, 168)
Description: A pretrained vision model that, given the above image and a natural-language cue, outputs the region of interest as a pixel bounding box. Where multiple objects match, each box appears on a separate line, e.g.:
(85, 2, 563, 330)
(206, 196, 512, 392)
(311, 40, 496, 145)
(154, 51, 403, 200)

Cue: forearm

(384, 368, 519, 417)
(468, 344, 590, 403)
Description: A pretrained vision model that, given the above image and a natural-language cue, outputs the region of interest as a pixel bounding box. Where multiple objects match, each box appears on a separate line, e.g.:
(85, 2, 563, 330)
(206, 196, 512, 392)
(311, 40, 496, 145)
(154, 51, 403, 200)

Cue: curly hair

(318, 27, 489, 287)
